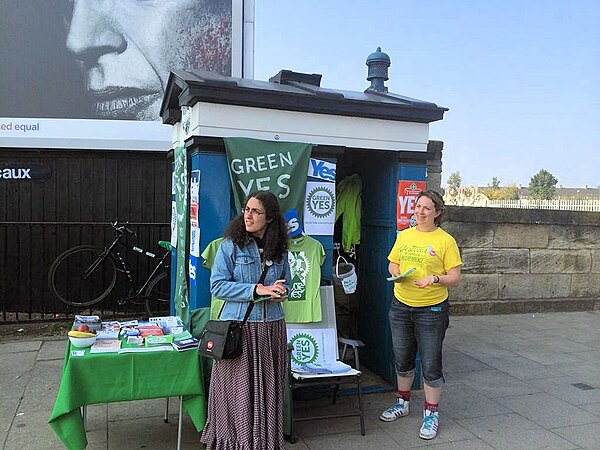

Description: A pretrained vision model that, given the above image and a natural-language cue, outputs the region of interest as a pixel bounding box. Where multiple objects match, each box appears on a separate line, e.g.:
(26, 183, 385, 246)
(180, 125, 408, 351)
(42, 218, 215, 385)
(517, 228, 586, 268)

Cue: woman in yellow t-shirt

(380, 190, 462, 441)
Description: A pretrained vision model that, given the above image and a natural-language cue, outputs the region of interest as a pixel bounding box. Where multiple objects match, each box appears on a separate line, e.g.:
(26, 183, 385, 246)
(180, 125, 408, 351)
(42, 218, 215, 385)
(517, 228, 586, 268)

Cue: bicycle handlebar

(112, 221, 138, 238)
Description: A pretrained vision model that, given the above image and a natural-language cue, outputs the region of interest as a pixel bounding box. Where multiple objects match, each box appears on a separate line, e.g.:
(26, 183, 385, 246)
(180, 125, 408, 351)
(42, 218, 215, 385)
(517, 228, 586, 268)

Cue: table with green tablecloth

(49, 343, 206, 450)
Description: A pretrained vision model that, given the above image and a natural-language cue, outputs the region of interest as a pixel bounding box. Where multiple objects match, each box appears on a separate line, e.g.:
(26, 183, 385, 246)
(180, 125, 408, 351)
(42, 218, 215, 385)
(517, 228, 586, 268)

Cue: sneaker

(379, 397, 410, 422)
(419, 409, 439, 440)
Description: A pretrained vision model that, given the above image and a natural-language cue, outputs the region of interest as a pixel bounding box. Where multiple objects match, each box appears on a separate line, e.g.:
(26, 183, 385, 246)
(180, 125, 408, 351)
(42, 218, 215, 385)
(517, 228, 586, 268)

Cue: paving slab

(456, 413, 579, 450)
(37, 339, 67, 361)
(443, 350, 492, 374)
(495, 392, 597, 429)
(409, 438, 496, 449)
(449, 368, 541, 398)
(550, 361, 600, 385)
(526, 376, 600, 406)
(0, 340, 42, 354)
(0, 351, 38, 375)
(442, 381, 513, 420)
(514, 347, 585, 366)
(18, 359, 63, 411)
(302, 428, 403, 450)
(381, 413, 476, 449)
(107, 414, 201, 450)
(553, 422, 600, 449)
(477, 355, 564, 380)
(580, 402, 600, 415)
(3, 410, 64, 450)
(524, 336, 595, 354)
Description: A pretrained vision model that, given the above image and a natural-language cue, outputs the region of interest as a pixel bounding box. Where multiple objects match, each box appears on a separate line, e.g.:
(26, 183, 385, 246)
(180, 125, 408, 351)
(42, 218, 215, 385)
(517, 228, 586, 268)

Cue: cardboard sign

(396, 180, 426, 230)
(303, 181, 336, 235)
(287, 328, 337, 370)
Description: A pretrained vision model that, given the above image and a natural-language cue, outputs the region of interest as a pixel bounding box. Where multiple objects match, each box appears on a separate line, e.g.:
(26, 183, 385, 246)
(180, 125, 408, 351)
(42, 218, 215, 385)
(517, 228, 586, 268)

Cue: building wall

(443, 206, 600, 314)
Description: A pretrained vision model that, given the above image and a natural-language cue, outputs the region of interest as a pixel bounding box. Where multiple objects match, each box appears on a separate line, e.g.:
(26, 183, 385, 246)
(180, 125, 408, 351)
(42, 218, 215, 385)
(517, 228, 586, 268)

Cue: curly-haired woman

(201, 191, 291, 450)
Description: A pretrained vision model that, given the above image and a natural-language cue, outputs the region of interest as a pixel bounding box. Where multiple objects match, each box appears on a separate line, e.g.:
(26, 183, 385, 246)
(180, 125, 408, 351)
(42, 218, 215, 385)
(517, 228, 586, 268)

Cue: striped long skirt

(200, 319, 288, 450)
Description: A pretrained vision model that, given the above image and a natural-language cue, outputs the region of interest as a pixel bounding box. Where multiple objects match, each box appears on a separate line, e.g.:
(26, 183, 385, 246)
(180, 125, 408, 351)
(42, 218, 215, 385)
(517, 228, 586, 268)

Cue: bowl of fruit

(68, 324, 97, 348)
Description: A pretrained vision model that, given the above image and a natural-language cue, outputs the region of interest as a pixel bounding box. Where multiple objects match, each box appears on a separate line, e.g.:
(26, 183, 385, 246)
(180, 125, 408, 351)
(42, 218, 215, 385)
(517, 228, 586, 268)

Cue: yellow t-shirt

(387, 226, 462, 307)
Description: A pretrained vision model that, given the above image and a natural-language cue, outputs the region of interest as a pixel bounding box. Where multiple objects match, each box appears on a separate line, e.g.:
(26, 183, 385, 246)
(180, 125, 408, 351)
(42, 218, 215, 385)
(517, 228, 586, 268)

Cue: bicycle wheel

(48, 245, 117, 307)
(144, 270, 171, 317)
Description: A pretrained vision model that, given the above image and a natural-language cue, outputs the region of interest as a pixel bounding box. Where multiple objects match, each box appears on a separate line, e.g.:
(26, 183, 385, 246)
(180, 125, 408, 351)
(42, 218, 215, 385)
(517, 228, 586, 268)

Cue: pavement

(1, 310, 600, 450)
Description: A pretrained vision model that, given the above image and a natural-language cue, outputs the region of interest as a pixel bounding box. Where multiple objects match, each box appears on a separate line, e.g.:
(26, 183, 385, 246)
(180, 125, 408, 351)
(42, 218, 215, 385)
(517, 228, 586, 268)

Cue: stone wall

(443, 206, 600, 314)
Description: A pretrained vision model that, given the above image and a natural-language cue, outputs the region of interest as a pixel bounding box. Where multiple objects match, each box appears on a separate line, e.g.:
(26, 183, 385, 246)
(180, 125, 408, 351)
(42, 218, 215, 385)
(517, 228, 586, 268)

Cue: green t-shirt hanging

(201, 237, 225, 320)
(284, 235, 325, 323)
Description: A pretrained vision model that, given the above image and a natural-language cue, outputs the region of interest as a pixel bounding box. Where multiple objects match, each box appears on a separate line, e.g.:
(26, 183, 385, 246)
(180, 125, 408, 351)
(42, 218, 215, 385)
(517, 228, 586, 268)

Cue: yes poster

(396, 180, 426, 230)
(287, 328, 337, 370)
(303, 181, 336, 235)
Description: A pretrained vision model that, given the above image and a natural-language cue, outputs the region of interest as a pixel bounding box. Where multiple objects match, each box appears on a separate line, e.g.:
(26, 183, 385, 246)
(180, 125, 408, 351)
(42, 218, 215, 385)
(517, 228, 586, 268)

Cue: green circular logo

(289, 332, 319, 365)
(306, 186, 335, 219)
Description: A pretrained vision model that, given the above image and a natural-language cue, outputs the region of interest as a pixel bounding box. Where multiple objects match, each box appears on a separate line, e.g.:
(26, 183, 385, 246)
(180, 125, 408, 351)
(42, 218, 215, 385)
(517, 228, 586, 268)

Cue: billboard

(0, 0, 250, 151)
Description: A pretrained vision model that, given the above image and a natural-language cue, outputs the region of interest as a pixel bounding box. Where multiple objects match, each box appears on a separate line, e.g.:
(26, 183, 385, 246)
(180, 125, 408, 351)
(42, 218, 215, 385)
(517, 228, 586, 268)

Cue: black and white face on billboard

(0, 0, 250, 151)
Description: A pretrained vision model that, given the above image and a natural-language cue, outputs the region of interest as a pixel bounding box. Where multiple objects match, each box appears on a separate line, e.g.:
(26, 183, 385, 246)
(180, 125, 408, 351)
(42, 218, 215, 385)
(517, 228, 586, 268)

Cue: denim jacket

(210, 237, 291, 322)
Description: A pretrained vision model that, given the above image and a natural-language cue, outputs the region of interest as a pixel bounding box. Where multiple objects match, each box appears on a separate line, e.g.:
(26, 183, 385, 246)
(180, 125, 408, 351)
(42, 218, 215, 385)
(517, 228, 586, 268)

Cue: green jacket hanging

(335, 174, 362, 252)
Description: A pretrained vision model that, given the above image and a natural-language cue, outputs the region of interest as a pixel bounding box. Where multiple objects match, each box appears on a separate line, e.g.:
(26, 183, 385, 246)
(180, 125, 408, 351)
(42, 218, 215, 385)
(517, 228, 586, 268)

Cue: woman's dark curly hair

(224, 191, 289, 262)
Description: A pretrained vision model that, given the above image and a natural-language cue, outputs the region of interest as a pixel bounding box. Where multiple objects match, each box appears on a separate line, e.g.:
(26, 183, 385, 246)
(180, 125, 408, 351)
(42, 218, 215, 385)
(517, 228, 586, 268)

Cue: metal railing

(444, 198, 600, 211)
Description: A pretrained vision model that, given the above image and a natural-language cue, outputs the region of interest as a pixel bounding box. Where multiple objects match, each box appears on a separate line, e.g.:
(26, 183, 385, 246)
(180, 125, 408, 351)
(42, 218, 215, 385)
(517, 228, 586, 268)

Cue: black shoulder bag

(198, 261, 271, 360)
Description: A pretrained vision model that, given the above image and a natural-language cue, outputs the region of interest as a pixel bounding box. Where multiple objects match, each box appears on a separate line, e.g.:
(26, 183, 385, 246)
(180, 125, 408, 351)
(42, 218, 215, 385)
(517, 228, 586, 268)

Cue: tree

(480, 183, 520, 200)
(529, 169, 558, 200)
(500, 184, 520, 200)
(491, 177, 500, 189)
(447, 171, 462, 191)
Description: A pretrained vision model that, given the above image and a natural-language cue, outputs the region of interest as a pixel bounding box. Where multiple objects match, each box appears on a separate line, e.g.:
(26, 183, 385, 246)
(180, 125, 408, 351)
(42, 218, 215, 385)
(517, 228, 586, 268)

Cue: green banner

(224, 137, 312, 216)
(174, 145, 189, 327)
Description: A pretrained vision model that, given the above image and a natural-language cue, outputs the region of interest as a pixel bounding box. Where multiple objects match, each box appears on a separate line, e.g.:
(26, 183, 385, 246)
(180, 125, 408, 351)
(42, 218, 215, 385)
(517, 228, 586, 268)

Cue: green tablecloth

(49, 342, 206, 450)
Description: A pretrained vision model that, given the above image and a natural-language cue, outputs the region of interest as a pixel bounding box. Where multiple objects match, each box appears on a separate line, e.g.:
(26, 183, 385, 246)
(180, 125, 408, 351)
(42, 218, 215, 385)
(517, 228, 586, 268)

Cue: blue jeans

(388, 298, 449, 388)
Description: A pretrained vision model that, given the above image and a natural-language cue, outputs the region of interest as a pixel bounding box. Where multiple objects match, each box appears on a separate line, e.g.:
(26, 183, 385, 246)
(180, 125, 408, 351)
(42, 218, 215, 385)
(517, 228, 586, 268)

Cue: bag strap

(239, 259, 272, 323)
(217, 258, 272, 322)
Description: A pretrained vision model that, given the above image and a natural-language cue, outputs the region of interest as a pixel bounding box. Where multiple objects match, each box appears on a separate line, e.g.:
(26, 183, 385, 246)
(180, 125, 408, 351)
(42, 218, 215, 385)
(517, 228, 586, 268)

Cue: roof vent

(365, 47, 391, 93)
(269, 70, 322, 86)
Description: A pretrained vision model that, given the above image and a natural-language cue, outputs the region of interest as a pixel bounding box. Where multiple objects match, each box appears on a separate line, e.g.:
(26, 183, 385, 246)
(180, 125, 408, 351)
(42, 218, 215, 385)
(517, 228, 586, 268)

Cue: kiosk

(160, 54, 447, 383)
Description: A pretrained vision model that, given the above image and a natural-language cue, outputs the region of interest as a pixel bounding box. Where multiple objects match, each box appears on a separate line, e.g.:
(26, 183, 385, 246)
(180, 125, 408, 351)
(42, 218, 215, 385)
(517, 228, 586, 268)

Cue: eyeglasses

(242, 207, 266, 216)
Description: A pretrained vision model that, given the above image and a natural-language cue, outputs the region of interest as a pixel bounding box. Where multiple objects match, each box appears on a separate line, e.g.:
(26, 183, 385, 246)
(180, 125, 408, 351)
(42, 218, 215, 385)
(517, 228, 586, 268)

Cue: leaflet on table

(74, 315, 101, 323)
(73, 315, 102, 331)
(149, 315, 183, 328)
(172, 337, 199, 351)
(118, 345, 174, 353)
(137, 324, 164, 337)
(146, 335, 173, 346)
(96, 329, 119, 340)
(172, 330, 193, 341)
(89, 339, 121, 354)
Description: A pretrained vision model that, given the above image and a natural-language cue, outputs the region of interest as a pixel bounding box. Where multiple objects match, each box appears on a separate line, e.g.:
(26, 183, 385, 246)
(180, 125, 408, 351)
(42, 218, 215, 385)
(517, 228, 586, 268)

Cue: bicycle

(48, 221, 172, 316)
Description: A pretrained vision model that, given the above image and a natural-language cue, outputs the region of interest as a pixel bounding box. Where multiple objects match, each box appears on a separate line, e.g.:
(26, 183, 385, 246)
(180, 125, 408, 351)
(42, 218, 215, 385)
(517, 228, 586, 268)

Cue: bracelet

(433, 275, 440, 284)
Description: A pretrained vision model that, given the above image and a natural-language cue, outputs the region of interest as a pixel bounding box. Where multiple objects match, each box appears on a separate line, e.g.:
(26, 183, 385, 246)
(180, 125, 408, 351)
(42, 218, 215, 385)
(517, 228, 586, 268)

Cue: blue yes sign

(307, 158, 336, 182)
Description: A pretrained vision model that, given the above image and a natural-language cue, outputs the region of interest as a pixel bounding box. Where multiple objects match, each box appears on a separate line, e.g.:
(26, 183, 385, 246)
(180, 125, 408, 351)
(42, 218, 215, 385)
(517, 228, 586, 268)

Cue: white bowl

(69, 335, 97, 348)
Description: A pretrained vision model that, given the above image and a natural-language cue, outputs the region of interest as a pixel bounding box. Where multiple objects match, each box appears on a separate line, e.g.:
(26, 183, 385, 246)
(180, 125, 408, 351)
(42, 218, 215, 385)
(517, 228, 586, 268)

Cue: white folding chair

(286, 286, 365, 442)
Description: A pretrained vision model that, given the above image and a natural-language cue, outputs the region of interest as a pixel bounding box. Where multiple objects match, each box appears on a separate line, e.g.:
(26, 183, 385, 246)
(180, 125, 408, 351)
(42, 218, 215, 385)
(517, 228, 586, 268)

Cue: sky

(253, 0, 600, 189)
